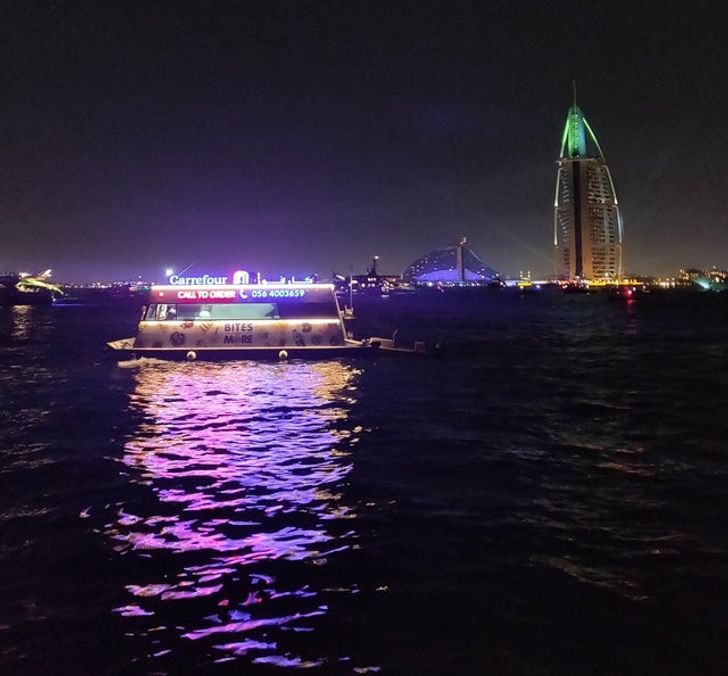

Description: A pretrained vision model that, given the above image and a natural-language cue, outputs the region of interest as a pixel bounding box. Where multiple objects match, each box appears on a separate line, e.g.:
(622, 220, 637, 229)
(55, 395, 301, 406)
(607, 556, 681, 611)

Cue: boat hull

(107, 338, 376, 360)
(0, 274, 60, 306)
(0, 287, 54, 306)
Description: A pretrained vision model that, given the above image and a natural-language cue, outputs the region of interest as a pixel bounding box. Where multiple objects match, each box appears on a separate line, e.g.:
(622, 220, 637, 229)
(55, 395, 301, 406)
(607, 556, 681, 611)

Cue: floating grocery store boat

(108, 283, 381, 360)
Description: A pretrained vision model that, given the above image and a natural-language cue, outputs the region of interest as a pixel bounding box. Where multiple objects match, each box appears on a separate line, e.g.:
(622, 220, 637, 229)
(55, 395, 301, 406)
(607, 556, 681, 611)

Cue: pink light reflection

(108, 360, 363, 665)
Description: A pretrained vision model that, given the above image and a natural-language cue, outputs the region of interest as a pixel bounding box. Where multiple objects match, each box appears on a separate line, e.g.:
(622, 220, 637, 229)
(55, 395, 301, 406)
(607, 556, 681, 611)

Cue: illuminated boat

(107, 283, 376, 360)
(0, 271, 62, 306)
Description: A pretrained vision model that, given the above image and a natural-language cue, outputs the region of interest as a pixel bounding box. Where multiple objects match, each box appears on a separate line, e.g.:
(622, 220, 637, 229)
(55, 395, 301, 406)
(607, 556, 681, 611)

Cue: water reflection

(10, 305, 35, 340)
(0, 305, 41, 344)
(107, 359, 363, 668)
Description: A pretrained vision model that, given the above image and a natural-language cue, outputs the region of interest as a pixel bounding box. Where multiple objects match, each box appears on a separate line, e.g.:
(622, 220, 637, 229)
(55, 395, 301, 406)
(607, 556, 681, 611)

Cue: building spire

(560, 83, 586, 158)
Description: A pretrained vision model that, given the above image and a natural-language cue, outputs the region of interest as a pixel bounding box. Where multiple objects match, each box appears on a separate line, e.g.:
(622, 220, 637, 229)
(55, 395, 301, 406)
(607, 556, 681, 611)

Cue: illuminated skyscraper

(553, 88, 623, 280)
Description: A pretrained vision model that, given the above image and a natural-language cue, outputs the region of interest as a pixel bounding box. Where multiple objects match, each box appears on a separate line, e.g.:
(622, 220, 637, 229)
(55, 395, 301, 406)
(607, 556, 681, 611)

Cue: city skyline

(2, 2, 728, 282)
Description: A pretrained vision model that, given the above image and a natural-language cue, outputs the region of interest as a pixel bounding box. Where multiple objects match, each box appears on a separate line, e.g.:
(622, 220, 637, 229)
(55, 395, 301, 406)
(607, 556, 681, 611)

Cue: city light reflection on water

(106, 359, 364, 668)
(10, 305, 34, 340)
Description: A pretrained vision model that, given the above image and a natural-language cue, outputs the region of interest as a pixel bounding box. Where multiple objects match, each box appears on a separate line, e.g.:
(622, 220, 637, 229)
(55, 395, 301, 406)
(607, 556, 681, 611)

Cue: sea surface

(1, 290, 728, 675)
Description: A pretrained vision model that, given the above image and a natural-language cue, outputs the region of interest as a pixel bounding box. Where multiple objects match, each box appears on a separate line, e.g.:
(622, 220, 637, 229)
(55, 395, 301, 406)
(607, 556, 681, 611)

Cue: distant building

(403, 238, 498, 283)
(679, 266, 728, 291)
(554, 88, 624, 281)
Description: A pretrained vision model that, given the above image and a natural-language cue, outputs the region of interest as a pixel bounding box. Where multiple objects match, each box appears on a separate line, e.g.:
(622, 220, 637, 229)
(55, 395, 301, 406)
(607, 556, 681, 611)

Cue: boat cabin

(135, 284, 347, 351)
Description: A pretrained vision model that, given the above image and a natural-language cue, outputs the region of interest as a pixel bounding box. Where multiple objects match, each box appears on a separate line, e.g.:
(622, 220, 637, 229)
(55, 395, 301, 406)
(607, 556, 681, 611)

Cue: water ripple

(105, 359, 363, 669)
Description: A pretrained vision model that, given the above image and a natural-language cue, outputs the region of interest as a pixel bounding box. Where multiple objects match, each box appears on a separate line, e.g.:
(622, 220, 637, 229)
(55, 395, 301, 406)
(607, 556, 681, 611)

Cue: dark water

(2, 291, 728, 675)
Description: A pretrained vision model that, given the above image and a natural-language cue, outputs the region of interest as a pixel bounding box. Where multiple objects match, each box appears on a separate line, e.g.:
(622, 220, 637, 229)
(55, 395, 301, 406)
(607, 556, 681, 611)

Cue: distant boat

(0, 271, 62, 306)
(561, 282, 589, 294)
(694, 276, 727, 292)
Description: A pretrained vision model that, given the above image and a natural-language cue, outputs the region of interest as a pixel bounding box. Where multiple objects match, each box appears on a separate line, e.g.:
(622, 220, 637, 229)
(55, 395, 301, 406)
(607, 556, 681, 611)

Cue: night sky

(3, 1, 727, 281)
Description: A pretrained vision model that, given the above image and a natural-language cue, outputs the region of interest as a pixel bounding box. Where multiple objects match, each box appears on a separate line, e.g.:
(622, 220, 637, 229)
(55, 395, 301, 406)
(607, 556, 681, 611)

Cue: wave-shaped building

(554, 90, 624, 280)
(403, 239, 498, 283)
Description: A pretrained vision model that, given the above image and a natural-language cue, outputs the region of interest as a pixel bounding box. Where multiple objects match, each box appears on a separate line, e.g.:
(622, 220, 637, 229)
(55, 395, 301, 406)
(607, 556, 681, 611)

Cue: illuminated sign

(175, 289, 238, 301)
(250, 288, 305, 298)
(168, 270, 253, 285)
(170, 288, 308, 302)
(153, 284, 334, 304)
(168, 271, 315, 286)
(169, 274, 228, 286)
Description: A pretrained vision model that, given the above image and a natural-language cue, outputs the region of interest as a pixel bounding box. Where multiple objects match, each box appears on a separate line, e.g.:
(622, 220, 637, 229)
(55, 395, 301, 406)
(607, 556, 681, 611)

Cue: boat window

(147, 304, 174, 320)
(276, 300, 339, 319)
(146, 304, 173, 320)
(161, 303, 281, 320)
(146, 299, 340, 321)
(201, 303, 279, 320)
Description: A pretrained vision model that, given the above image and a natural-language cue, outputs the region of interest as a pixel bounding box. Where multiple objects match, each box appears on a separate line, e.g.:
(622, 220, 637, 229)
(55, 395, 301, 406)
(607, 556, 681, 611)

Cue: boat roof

(150, 283, 334, 292)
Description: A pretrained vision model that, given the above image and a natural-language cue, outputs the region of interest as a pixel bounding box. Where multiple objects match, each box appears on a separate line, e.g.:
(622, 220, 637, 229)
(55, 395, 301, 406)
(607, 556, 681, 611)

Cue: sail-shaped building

(553, 90, 623, 280)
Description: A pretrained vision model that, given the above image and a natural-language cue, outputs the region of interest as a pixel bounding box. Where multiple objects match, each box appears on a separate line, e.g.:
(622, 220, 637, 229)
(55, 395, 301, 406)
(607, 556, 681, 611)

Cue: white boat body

(107, 283, 375, 360)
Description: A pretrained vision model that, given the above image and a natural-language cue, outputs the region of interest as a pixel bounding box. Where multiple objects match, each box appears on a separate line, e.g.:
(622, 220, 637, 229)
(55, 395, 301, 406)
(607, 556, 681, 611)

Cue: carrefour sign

(169, 270, 250, 285)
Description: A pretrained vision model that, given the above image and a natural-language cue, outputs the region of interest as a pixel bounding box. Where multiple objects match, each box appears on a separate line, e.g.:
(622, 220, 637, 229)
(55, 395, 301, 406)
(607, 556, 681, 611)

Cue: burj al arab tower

(553, 87, 624, 280)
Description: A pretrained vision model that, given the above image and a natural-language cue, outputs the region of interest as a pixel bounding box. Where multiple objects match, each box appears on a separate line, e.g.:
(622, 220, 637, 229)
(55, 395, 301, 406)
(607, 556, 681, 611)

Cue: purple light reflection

(107, 360, 362, 667)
